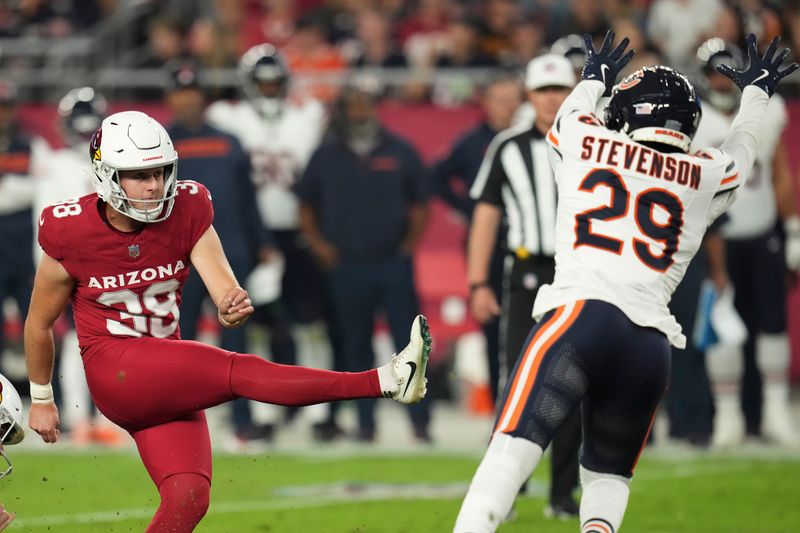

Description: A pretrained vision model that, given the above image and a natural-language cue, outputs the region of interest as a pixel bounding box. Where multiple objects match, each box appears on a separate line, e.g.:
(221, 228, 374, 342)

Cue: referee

(467, 54, 581, 518)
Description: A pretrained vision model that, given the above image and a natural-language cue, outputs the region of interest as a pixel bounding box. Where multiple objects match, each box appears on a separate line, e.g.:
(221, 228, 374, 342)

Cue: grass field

(3, 450, 799, 532)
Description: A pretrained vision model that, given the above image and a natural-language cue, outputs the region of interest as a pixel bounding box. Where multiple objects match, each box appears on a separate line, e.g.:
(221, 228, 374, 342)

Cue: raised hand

(582, 30, 636, 95)
(717, 33, 798, 96)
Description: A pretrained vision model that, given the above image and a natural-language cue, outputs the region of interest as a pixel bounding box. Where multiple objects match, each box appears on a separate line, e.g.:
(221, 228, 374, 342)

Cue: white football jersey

(691, 96, 787, 238)
(206, 97, 326, 230)
(31, 142, 94, 263)
(536, 80, 767, 348)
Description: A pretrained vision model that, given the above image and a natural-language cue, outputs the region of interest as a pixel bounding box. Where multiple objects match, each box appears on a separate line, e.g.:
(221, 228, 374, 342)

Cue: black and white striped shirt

(470, 124, 557, 257)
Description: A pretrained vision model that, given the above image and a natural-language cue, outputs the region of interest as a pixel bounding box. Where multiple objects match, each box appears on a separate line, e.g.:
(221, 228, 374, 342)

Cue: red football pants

(83, 337, 381, 485)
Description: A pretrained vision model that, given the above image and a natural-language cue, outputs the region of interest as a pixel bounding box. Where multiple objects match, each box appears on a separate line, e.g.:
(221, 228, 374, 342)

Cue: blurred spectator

(187, 18, 238, 69)
(647, 0, 722, 69)
(347, 8, 408, 68)
(282, 12, 347, 102)
(186, 18, 239, 100)
(549, 0, 610, 45)
(713, 3, 744, 47)
(208, 0, 249, 53)
(431, 16, 497, 106)
(498, 16, 546, 69)
(164, 61, 288, 443)
(0, 0, 73, 38)
(430, 75, 522, 401)
(398, 0, 453, 68)
(138, 16, 187, 69)
(241, 0, 300, 51)
(479, 0, 520, 61)
(0, 81, 35, 374)
(435, 16, 496, 68)
(296, 82, 432, 443)
(432, 75, 522, 221)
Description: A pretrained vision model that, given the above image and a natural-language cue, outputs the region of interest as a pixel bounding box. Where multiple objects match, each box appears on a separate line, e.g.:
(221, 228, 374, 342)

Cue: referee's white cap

(525, 54, 576, 90)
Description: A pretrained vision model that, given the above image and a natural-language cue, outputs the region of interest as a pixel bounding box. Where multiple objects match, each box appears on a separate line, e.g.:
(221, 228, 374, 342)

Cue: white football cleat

(389, 315, 431, 404)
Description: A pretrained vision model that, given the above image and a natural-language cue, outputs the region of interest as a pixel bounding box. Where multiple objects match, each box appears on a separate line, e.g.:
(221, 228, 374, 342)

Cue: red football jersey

(37, 180, 214, 354)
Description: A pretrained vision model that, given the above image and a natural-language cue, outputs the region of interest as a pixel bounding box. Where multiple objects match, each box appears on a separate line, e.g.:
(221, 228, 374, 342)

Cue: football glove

(716, 33, 798, 97)
(581, 30, 635, 96)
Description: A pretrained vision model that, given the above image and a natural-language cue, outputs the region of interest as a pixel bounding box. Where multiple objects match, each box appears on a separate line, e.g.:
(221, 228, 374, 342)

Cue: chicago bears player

(692, 38, 800, 447)
(0, 373, 24, 530)
(454, 31, 797, 533)
(24, 111, 430, 532)
(206, 43, 334, 434)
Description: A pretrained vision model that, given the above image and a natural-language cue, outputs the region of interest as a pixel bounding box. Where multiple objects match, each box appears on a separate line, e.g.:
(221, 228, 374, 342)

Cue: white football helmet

(0, 373, 25, 479)
(90, 111, 179, 223)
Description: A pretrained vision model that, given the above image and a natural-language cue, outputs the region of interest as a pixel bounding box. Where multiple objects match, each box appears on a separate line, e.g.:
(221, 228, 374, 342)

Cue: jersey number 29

(574, 169, 684, 272)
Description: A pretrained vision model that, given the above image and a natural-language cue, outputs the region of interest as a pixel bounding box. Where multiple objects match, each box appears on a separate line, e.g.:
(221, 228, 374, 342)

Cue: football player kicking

(454, 31, 796, 533)
(24, 110, 430, 532)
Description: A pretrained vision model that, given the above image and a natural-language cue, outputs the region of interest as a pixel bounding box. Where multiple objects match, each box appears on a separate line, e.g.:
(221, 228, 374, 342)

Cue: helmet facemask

(93, 159, 178, 223)
(89, 111, 180, 223)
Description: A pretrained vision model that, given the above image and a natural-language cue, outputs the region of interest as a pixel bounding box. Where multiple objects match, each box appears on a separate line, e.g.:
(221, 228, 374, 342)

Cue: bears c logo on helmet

(90, 126, 102, 161)
(619, 71, 644, 90)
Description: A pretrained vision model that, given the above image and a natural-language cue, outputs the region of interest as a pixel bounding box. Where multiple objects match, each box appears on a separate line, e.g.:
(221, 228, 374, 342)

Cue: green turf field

(3, 451, 799, 532)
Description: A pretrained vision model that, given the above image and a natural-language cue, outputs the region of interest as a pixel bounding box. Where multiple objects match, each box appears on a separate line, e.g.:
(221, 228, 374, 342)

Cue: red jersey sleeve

(175, 180, 214, 252)
(37, 201, 74, 261)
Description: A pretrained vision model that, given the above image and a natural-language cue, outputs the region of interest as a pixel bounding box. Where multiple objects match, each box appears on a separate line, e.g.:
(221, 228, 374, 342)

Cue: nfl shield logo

(128, 244, 140, 258)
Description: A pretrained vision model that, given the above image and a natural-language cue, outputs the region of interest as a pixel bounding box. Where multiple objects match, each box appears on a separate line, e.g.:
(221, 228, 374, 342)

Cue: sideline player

(24, 110, 430, 532)
(1, 373, 25, 530)
(206, 44, 334, 436)
(453, 31, 796, 533)
(693, 38, 800, 447)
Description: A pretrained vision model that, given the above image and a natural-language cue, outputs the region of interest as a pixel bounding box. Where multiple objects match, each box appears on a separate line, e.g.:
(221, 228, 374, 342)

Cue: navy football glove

(716, 33, 798, 97)
(581, 31, 635, 96)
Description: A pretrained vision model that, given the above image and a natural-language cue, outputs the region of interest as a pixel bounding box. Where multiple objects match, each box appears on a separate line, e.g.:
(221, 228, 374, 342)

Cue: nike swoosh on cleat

(753, 69, 770, 84)
(403, 361, 417, 397)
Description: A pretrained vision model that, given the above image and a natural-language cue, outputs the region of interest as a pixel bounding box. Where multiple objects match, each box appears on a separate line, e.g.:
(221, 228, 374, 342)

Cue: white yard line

(13, 483, 471, 529)
(13, 460, 785, 529)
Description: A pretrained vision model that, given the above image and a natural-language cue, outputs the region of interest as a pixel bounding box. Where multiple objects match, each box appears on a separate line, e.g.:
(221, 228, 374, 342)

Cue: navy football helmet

(696, 38, 743, 112)
(58, 87, 107, 146)
(605, 66, 702, 153)
(238, 43, 290, 118)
